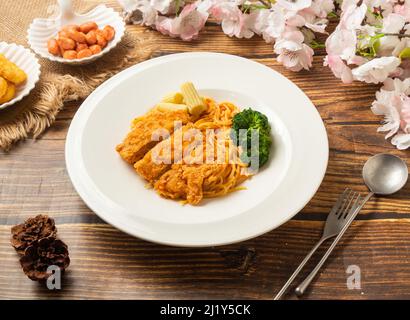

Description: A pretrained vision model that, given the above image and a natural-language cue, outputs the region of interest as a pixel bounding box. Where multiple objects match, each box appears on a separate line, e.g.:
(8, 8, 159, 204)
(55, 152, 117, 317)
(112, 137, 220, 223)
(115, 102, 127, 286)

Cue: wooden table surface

(1, 13, 410, 300)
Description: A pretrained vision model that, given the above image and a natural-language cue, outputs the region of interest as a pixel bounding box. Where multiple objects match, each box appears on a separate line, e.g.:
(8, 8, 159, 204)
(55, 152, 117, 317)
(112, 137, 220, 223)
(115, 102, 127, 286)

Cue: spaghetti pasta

(153, 98, 250, 205)
(117, 89, 254, 205)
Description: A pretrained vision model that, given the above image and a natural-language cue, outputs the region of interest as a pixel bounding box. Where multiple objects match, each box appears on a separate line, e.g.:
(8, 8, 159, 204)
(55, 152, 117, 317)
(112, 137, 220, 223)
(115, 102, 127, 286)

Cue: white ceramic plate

(66, 52, 328, 247)
(0, 42, 41, 110)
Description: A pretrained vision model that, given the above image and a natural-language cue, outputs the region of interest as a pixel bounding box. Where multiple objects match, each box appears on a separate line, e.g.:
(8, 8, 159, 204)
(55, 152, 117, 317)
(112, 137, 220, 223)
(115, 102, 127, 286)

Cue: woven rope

(0, 0, 155, 150)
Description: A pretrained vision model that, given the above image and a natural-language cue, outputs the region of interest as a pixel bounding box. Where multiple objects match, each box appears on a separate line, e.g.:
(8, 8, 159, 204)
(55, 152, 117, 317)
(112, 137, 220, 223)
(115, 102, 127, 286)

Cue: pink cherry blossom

(286, 14, 306, 28)
(352, 56, 401, 84)
(210, 1, 254, 38)
(392, 24, 410, 57)
(276, 0, 312, 12)
(274, 30, 314, 71)
(324, 55, 354, 83)
(120, 0, 158, 26)
(401, 96, 410, 129)
(155, 15, 175, 37)
(371, 78, 410, 149)
(325, 28, 357, 62)
(383, 77, 410, 95)
(250, 9, 286, 43)
(304, 0, 334, 18)
(379, 13, 406, 54)
(371, 89, 402, 138)
(340, 0, 367, 30)
(151, 0, 182, 14)
(391, 133, 410, 149)
(300, 11, 328, 33)
(170, 3, 209, 41)
(393, 2, 410, 23)
(155, 3, 208, 41)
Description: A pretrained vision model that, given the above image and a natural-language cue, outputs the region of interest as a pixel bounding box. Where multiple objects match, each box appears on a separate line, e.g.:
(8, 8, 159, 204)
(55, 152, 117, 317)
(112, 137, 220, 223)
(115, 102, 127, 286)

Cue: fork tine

(330, 188, 350, 216)
(329, 188, 350, 216)
(340, 192, 358, 219)
(336, 189, 352, 217)
(344, 194, 362, 219)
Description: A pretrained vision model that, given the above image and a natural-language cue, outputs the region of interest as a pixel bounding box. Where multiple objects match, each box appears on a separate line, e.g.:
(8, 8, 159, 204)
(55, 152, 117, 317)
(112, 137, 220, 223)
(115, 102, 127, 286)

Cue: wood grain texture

(1, 7, 410, 299)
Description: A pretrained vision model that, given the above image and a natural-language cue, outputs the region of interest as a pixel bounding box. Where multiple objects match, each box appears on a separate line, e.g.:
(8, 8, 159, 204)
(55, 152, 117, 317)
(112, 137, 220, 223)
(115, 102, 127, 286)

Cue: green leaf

(310, 40, 326, 49)
(241, 3, 269, 12)
(356, 33, 385, 58)
(399, 47, 410, 59)
(327, 11, 338, 18)
(372, 39, 380, 54)
(175, 0, 182, 16)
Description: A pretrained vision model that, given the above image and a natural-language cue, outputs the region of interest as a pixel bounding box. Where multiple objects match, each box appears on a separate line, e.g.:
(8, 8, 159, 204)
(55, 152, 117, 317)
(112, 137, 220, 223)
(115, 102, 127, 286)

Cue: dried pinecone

(11, 215, 57, 255)
(20, 237, 70, 281)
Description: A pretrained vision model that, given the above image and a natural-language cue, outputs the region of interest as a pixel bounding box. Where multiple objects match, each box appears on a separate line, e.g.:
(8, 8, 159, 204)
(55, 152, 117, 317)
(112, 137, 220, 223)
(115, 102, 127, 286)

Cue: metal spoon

(294, 153, 408, 297)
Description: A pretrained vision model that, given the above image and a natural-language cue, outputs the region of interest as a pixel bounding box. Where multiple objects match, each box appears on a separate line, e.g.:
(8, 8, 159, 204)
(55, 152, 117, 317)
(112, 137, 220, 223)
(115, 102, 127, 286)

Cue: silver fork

(274, 188, 361, 300)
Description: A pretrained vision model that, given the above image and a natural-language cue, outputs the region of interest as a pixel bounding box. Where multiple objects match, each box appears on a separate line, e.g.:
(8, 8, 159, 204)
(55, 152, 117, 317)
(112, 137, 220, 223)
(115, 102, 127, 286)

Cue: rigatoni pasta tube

(180, 82, 206, 116)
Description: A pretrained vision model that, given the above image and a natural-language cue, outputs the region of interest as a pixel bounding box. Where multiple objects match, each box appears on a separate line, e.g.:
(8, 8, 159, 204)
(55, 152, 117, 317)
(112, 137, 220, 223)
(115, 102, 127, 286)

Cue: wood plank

(0, 220, 409, 299)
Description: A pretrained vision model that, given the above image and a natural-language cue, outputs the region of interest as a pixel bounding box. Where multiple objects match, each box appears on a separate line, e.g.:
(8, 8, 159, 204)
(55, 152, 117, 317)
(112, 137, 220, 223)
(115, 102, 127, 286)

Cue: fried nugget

(0, 81, 15, 104)
(0, 54, 27, 85)
(0, 77, 7, 98)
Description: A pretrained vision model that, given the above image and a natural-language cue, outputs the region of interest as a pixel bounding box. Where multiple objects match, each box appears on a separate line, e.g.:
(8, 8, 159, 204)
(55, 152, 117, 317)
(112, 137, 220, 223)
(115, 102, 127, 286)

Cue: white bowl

(0, 42, 41, 110)
(27, 0, 125, 66)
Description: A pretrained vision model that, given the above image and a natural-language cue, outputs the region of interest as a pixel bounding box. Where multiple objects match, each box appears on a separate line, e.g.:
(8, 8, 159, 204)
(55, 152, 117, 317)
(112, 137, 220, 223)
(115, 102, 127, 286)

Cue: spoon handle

(273, 236, 328, 300)
(295, 192, 374, 297)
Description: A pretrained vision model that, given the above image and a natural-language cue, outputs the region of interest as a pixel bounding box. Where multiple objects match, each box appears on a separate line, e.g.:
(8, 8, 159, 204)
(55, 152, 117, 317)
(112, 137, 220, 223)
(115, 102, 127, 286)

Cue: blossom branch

(258, 0, 271, 8)
(120, 0, 335, 71)
(382, 33, 410, 39)
(324, 0, 410, 150)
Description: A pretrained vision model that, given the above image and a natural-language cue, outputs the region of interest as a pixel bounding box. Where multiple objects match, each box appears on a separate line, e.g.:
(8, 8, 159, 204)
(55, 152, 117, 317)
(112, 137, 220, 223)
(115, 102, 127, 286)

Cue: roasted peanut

(89, 44, 102, 55)
(62, 24, 80, 32)
(47, 39, 60, 56)
(67, 30, 87, 43)
(58, 30, 70, 38)
(63, 50, 78, 60)
(48, 22, 116, 59)
(76, 43, 88, 52)
(80, 22, 98, 33)
(85, 30, 97, 45)
(58, 37, 76, 50)
(103, 25, 115, 41)
(77, 49, 93, 59)
(95, 29, 105, 38)
(96, 34, 107, 48)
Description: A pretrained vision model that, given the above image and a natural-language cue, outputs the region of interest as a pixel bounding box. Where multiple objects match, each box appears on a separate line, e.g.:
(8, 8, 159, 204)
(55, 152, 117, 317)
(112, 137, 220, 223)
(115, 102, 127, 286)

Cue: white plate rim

(65, 52, 329, 247)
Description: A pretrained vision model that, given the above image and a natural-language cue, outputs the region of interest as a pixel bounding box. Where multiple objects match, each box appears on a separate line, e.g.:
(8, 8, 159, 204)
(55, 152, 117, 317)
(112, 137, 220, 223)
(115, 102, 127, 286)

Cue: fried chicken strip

(116, 108, 191, 164)
(134, 123, 196, 183)
(154, 164, 229, 205)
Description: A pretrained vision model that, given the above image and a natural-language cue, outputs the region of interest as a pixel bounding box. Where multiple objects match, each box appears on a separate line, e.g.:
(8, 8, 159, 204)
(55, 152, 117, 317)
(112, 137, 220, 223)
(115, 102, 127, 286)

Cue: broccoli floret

(232, 109, 270, 133)
(231, 108, 272, 169)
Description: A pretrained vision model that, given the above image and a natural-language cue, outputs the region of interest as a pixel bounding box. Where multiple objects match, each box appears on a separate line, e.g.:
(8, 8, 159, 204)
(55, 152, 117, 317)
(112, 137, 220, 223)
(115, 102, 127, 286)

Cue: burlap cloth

(0, 0, 156, 150)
